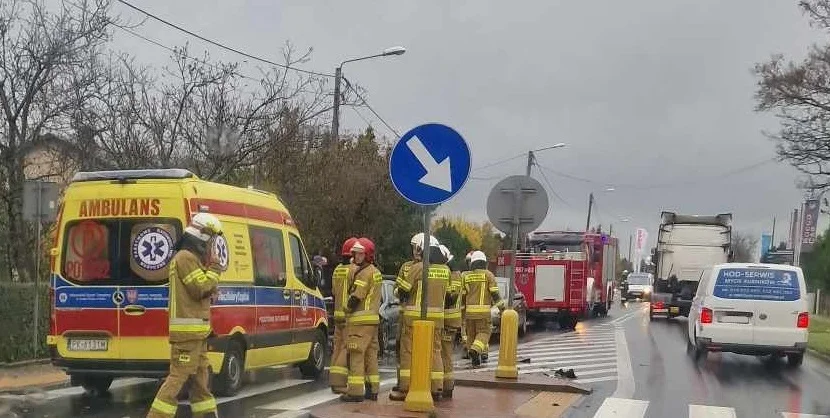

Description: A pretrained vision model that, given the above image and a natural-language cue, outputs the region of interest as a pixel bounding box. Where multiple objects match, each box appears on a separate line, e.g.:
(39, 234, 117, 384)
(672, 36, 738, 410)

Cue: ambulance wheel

(79, 375, 112, 396)
(299, 329, 327, 379)
(215, 340, 245, 396)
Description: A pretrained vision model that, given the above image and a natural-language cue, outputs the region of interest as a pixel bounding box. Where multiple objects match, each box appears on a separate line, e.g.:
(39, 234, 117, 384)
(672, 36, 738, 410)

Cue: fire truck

(496, 231, 617, 330)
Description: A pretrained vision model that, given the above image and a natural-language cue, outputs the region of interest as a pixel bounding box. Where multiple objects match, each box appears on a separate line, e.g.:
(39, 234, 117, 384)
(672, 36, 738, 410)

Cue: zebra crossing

(459, 322, 622, 385)
(593, 398, 830, 418)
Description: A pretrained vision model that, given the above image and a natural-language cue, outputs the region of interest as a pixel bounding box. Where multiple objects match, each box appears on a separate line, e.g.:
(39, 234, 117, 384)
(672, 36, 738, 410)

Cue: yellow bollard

(404, 320, 435, 412)
(495, 308, 518, 379)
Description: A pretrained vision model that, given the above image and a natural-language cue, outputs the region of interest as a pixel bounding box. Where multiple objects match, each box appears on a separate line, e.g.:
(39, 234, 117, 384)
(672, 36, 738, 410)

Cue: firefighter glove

(347, 295, 360, 312)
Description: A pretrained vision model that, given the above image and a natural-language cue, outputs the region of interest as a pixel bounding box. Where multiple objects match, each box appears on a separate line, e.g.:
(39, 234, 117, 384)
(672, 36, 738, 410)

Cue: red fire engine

(496, 231, 617, 330)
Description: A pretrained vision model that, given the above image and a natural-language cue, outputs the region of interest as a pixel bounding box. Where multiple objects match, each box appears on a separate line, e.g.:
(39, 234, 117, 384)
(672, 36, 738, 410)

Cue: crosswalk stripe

(689, 404, 736, 418)
(593, 397, 648, 418)
(495, 344, 616, 357)
(258, 378, 395, 410)
(518, 340, 616, 349)
(490, 348, 617, 362)
(576, 375, 618, 384)
(781, 414, 830, 418)
(458, 355, 618, 371)
(561, 367, 616, 377)
(518, 361, 618, 375)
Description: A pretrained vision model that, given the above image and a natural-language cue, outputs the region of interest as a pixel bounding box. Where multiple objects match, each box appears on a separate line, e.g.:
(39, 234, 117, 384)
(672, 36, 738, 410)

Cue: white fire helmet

(184, 212, 223, 242)
(411, 233, 439, 250)
(470, 250, 487, 264)
(439, 245, 453, 263)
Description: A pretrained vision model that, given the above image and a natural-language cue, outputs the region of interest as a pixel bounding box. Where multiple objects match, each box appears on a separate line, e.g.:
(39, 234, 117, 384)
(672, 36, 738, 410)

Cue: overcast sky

(105, 0, 824, 254)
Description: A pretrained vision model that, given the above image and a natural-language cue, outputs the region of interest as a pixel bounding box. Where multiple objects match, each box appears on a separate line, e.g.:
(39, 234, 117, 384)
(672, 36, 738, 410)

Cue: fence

(0, 283, 50, 363)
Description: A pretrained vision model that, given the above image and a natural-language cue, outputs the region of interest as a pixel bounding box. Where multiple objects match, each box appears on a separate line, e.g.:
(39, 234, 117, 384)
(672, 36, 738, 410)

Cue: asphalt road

(1, 315, 585, 418)
(576, 300, 830, 418)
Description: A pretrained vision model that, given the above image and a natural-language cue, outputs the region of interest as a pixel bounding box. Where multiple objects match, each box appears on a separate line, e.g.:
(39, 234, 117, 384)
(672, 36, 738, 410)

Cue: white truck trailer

(649, 212, 733, 320)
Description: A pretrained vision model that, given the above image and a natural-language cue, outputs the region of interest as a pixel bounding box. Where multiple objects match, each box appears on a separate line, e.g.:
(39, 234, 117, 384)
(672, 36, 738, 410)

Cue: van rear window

(712, 268, 800, 301)
(62, 219, 181, 285)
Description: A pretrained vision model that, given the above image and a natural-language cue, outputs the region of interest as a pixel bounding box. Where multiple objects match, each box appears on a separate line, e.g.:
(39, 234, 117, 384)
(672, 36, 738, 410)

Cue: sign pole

(421, 207, 430, 320)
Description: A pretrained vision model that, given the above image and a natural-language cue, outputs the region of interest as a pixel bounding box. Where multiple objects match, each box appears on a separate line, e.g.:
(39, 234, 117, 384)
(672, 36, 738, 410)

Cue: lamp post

(331, 46, 406, 142)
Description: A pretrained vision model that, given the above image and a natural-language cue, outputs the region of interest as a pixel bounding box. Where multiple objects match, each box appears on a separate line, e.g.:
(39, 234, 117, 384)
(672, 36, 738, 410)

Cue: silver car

(491, 277, 529, 337)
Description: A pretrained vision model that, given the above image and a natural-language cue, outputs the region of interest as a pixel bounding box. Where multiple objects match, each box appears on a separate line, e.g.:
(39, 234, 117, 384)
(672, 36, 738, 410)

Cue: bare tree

(0, 0, 112, 280)
(755, 0, 830, 190)
(731, 231, 760, 263)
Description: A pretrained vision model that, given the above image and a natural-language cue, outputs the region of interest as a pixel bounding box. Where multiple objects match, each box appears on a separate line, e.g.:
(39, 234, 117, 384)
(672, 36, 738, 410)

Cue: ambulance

(47, 169, 328, 396)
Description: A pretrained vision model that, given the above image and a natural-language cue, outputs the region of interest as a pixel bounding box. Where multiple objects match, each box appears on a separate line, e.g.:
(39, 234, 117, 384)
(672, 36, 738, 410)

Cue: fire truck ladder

(569, 259, 585, 306)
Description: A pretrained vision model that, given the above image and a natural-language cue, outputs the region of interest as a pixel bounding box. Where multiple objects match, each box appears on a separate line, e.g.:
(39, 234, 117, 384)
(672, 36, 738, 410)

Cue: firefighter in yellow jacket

(391, 233, 423, 393)
(463, 250, 504, 367)
(439, 245, 462, 399)
(390, 238, 449, 401)
(329, 237, 358, 394)
(147, 213, 223, 418)
(341, 237, 384, 402)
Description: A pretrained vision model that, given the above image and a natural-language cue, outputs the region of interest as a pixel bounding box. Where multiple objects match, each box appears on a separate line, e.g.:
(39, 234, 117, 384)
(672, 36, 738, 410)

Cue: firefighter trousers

(398, 319, 444, 394)
(329, 321, 348, 392)
(366, 330, 380, 394)
(465, 317, 492, 356)
(441, 327, 459, 393)
(346, 324, 379, 397)
(147, 339, 217, 418)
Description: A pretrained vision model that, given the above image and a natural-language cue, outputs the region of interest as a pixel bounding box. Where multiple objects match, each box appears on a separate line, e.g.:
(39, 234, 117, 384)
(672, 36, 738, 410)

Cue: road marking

(611, 325, 635, 398)
(44, 378, 155, 400)
(782, 414, 830, 418)
(518, 361, 618, 375)
(490, 344, 616, 357)
(576, 375, 618, 384)
(258, 378, 395, 410)
(488, 348, 617, 363)
(689, 404, 736, 418)
(592, 397, 648, 418)
(518, 340, 616, 350)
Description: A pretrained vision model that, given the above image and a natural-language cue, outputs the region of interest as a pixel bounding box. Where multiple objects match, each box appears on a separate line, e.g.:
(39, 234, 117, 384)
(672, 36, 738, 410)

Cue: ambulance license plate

(68, 339, 108, 352)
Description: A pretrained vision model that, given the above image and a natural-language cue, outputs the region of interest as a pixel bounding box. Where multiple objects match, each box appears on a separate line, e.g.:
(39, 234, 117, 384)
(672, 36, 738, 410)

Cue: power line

(536, 165, 575, 209)
(472, 153, 525, 173)
(114, 0, 333, 78)
(342, 78, 401, 138)
(349, 106, 374, 130)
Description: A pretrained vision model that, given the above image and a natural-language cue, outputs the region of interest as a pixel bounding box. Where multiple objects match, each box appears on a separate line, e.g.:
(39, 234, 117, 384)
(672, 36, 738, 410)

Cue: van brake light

(700, 308, 713, 324)
(653, 301, 664, 310)
(797, 312, 809, 328)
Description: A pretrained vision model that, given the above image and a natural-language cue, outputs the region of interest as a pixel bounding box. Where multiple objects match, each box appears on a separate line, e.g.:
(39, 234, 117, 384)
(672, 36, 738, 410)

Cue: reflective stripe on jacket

(169, 249, 219, 342)
(463, 269, 499, 320)
(403, 262, 449, 324)
(332, 263, 353, 322)
(444, 271, 463, 328)
(347, 265, 383, 325)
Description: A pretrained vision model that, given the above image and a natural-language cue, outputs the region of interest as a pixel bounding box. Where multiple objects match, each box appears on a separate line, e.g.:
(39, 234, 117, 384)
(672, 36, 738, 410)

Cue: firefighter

(341, 238, 383, 402)
(329, 237, 358, 394)
(147, 213, 223, 418)
(463, 250, 504, 367)
(440, 245, 462, 399)
(460, 251, 473, 359)
(391, 233, 423, 393)
(390, 238, 449, 401)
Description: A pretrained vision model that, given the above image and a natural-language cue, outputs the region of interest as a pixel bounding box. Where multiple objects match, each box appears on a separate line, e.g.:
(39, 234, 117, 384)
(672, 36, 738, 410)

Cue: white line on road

(488, 348, 617, 363)
(781, 414, 830, 418)
(214, 379, 312, 406)
(518, 339, 616, 350)
(689, 404, 737, 418)
(258, 378, 395, 411)
(576, 375, 618, 384)
(611, 324, 635, 399)
(592, 397, 648, 418)
(460, 355, 618, 371)
(495, 344, 616, 357)
(518, 361, 618, 375)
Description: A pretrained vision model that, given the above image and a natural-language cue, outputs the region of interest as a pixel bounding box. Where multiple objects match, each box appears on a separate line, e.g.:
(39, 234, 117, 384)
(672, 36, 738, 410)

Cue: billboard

(634, 228, 648, 254)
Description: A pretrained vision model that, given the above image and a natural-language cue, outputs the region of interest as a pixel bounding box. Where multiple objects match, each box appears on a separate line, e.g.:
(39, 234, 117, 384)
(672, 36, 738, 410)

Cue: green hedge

(0, 283, 50, 363)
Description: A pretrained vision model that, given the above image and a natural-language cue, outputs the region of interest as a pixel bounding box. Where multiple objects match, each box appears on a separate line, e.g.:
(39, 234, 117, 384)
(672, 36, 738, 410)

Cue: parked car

(378, 275, 401, 357)
(491, 276, 529, 337)
(687, 263, 809, 367)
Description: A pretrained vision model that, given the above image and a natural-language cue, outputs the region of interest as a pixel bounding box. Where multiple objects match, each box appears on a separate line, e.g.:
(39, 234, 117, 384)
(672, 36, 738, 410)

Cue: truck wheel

(299, 329, 327, 379)
(519, 312, 528, 337)
(557, 315, 569, 330)
(215, 340, 245, 396)
(79, 375, 113, 397)
(787, 353, 804, 367)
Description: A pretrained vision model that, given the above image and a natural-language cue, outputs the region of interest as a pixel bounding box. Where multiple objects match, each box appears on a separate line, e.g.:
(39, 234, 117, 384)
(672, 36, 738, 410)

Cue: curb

(0, 359, 51, 369)
(807, 348, 830, 365)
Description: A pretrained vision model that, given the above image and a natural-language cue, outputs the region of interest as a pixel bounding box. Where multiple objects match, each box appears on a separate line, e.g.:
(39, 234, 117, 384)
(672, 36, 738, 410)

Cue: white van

(687, 263, 809, 366)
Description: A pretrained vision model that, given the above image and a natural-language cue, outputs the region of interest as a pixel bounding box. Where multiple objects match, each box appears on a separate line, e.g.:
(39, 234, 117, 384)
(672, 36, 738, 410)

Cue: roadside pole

(389, 123, 471, 412)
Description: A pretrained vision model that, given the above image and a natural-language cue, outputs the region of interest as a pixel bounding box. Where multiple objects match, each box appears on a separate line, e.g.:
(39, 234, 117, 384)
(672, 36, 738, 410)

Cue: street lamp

(331, 46, 407, 142)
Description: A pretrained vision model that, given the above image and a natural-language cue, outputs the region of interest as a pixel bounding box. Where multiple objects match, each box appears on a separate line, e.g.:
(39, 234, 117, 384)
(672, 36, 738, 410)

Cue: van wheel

(215, 340, 245, 397)
(299, 329, 327, 379)
(787, 353, 804, 367)
(79, 375, 113, 396)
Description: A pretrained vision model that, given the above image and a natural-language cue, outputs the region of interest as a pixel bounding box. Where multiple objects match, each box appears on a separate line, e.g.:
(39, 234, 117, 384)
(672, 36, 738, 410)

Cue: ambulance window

(289, 234, 315, 289)
(249, 226, 287, 287)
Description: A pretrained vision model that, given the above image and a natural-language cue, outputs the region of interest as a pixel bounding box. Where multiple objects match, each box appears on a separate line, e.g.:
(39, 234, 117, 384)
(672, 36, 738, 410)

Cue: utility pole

(526, 151, 535, 177)
(628, 234, 633, 263)
(770, 217, 776, 252)
(585, 192, 594, 232)
(331, 66, 342, 143)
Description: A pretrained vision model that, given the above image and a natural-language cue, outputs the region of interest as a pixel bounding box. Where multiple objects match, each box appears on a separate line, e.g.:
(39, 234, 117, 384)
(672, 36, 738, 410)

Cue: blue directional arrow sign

(389, 123, 471, 206)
